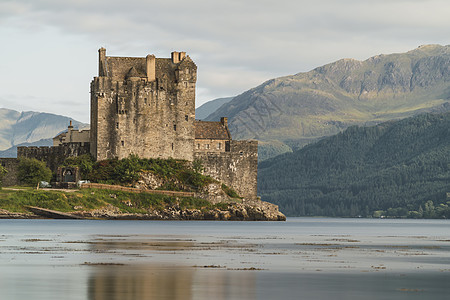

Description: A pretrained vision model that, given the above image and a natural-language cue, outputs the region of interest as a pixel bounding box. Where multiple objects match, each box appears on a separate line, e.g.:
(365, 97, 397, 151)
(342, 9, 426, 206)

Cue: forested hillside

(258, 112, 450, 218)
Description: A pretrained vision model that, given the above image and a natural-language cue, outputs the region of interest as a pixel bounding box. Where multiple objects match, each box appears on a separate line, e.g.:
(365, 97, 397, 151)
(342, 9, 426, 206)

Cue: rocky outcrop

(0, 208, 34, 219)
(71, 200, 286, 221)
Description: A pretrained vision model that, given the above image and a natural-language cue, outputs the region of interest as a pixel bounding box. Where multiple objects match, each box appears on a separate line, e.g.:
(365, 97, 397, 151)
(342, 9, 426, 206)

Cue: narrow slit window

(173, 124, 177, 131)
(121, 141, 125, 146)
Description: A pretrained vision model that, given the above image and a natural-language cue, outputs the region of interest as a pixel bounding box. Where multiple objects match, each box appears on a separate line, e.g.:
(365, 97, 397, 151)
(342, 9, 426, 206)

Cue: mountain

(0, 108, 87, 151)
(195, 97, 234, 120)
(258, 112, 450, 218)
(207, 44, 450, 159)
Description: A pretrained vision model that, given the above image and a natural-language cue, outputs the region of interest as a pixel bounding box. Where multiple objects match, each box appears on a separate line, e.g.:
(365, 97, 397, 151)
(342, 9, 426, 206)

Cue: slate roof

(194, 120, 231, 140)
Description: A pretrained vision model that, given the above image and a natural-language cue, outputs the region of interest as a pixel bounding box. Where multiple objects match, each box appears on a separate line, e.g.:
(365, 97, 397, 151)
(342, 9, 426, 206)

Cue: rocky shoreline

(0, 200, 286, 221)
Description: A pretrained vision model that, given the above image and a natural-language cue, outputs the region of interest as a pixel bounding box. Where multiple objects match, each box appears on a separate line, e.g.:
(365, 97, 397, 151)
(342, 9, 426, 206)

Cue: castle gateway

(17, 49, 258, 199)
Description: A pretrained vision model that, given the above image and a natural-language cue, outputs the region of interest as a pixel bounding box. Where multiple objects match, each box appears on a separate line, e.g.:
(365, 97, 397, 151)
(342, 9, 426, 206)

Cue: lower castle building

(7, 49, 258, 199)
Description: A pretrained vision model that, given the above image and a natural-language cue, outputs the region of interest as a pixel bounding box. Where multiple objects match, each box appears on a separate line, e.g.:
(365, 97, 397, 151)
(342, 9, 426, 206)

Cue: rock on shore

(71, 200, 286, 221)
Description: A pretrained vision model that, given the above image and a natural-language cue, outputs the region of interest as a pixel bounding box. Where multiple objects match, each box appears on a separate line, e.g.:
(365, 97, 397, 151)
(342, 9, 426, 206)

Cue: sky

(1, 0, 450, 123)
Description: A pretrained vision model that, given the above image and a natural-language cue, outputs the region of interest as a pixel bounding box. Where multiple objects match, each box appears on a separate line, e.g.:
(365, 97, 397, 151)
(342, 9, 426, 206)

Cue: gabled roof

(195, 120, 231, 140)
(126, 66, 145, 78)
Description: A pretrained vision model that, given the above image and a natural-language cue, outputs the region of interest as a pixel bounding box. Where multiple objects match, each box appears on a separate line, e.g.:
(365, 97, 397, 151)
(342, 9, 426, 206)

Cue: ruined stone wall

(91, 50, 197, 161)
(17, 143, 90, 173)
(0, 158, 19, 186)
(194, 140, 258, 200)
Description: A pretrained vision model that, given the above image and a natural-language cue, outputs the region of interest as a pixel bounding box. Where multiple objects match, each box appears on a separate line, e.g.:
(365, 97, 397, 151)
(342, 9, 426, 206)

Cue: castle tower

(90, 48, 197, 161)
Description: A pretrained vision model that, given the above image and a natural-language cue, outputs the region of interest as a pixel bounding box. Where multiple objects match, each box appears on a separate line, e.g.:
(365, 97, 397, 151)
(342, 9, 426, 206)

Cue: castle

(7, 49, 258, 199)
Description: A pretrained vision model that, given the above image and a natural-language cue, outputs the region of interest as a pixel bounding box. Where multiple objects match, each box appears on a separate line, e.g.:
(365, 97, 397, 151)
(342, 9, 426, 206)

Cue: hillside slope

(196, 97, 234, 120)
(207, 44, 450, 158)
(0, 108, 87, 151)
(258, 112, 450, 218)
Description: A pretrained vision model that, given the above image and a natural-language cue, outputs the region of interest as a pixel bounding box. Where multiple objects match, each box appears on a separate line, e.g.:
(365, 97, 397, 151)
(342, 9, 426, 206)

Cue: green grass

(0, 188, 228, 214)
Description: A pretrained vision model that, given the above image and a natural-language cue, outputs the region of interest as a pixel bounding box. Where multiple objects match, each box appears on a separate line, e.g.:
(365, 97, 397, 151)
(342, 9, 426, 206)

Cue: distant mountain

(207, 44, 450, 159)
(0, 108, 87, 151)
(196, 97, 234, 120)
(258, 112, 450, 218)
(0, 138, 53, 158)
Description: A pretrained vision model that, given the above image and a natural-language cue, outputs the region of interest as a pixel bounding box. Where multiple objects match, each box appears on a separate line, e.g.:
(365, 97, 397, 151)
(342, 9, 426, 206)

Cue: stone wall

(91, 49, 197, 161)
(17, 143, 90, 173)
(195, 139, 229, 152)
(0, 158, 19, 186)
(194, 140, 258, 200)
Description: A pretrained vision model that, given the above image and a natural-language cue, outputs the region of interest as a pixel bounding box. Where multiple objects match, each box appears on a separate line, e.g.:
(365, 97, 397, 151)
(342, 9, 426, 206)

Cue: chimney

(68, 120, 73, 143)
(179, 52, 186, 61)
(171, 51, 180, 64)
(220, 117, 228, 128)
(146, 54, 156, 82)
(98, 47, 106, 76)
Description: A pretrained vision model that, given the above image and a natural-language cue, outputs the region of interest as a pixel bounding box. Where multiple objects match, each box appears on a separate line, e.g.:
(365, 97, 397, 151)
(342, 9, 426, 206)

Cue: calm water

(1, 218, 449, 300)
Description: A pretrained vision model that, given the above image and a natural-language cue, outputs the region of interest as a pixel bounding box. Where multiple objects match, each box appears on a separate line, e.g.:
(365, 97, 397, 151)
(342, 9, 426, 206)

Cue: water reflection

(87, 264, 255, 300)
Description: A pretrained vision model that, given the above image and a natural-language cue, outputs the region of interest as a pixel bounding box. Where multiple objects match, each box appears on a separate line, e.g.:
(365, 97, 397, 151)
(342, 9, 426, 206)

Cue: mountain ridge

(0, 108, 87, 151)
(206, 44, 450, 159)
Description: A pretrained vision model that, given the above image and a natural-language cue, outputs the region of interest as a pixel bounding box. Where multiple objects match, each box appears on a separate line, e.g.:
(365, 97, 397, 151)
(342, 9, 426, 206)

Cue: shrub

(221, 183, 241, 198)
(63, 154, 95, 179)
(18, 158, 52, 185)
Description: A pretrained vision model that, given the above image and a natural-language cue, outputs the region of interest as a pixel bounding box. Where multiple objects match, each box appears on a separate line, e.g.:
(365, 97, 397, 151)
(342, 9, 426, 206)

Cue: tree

(18, 158, 52, 185)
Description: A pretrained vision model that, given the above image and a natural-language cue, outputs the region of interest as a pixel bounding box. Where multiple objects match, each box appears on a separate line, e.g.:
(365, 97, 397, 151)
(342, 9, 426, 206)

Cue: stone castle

(6, 49, 258, 199)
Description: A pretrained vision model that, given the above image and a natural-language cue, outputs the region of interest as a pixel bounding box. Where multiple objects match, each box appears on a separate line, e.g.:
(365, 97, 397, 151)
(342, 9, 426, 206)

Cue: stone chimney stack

(220, 117, 228, 128)
(171, 51, 180, 64)
(146, 54, 156, 82)
(98, 47, 106, 76)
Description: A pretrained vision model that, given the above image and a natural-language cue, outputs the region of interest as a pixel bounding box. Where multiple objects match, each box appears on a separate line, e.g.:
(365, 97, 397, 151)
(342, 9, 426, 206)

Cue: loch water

(1, 218, 449, 300)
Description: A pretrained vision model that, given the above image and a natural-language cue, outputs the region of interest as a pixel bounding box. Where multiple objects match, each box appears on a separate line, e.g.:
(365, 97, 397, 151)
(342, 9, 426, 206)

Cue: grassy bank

(0, 187, 227, 214)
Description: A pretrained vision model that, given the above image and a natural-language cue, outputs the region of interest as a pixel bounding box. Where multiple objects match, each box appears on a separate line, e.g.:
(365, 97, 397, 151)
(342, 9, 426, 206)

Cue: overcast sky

(1, 0, 450, 123)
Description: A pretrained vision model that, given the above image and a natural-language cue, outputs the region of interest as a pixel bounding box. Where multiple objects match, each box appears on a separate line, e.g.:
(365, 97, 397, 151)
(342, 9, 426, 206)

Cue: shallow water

(1, 218, 449, 299)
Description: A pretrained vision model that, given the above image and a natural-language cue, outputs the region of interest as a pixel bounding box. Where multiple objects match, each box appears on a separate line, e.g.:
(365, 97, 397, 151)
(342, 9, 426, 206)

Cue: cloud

(1, 0, 450, 113)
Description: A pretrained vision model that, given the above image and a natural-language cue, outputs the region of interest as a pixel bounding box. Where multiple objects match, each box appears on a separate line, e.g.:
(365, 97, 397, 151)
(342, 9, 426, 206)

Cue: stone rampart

(194, 140, 258, 200)
(17, 143, 90, 172)
(0, 158, 19, 186)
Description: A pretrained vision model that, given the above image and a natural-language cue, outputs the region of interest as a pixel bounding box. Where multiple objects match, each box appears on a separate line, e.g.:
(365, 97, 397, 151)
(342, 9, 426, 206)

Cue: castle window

(172, 143, 174, 150)
(173, 124, 177, 131)
(239, 151, 244, 156)
(116, 122, 119, 129)
(206, 144, 210, 149)
(197, 143, 200, 149)
(121, 141, 125, 146)
(217, 143, 221, 149)
(185, 115, 188, 121)
(184, 82, 188, 88)
(144, 98, 147, 104)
